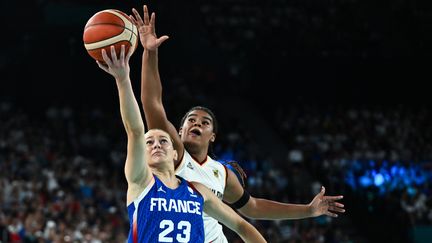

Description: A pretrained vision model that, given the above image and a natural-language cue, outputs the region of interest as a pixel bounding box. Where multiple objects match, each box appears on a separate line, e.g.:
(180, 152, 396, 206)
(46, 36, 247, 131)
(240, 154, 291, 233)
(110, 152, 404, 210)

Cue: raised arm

(130, 5, 185, 162)
(191, 182, 267, 243)
(223, 169, 345, 220)
(97, 45, 151, 205)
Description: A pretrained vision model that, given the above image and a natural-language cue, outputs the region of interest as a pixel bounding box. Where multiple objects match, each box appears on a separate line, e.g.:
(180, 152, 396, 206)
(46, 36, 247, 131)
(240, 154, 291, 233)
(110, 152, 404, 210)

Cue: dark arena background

(1, 0, 431, 242)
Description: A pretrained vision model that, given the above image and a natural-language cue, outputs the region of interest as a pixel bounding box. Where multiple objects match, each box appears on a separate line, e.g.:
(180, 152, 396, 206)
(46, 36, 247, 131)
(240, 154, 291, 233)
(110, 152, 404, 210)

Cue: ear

(210, 133, 216, 143)
(178, 127, 183, 136)
(173, 149, 178, 161)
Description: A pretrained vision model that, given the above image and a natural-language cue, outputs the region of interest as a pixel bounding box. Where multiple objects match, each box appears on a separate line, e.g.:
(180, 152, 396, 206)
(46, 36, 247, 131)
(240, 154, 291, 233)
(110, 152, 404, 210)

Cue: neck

(152, 169, 179, 189)
(184, 142, 209, 162)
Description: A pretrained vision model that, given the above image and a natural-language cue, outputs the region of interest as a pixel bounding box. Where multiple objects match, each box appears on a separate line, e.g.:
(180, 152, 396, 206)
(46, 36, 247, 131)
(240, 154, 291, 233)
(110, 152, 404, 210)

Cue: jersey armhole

(127, 175, 155, 207)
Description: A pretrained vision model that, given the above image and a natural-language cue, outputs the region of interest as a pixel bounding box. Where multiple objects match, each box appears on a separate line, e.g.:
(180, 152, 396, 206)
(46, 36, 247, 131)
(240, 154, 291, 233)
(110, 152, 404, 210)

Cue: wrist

(143, 48, 158, 56)
(116, 77, 131, 86)
(306, 203, 315, 217)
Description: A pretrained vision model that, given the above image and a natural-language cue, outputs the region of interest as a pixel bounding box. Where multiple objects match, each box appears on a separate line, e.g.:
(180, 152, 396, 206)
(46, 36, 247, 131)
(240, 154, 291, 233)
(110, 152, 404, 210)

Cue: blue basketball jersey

(127, 175, 205, 243)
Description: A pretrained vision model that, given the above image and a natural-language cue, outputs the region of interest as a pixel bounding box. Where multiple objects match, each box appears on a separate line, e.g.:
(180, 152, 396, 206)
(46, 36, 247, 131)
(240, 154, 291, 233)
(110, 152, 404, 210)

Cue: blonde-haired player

(96, 44, 267, 242)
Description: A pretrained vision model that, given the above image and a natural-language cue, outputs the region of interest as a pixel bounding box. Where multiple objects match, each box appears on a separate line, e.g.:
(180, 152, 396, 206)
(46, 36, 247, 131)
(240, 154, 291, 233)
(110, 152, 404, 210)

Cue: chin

(149, 157, 167, 166)
(183, 140, 200, 149)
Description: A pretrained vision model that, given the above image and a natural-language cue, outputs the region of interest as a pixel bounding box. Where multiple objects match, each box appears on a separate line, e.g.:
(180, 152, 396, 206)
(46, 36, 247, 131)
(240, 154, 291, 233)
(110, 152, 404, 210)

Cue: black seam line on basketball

(86, 40, 133, 51)
(129, 28, 134, 44)
(84, 23, 137, 35)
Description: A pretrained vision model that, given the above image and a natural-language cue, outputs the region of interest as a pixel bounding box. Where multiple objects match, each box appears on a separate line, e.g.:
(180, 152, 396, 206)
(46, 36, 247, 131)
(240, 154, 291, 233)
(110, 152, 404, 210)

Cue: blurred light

(359, 173, 372, 187)
(374, 173, 384, 186)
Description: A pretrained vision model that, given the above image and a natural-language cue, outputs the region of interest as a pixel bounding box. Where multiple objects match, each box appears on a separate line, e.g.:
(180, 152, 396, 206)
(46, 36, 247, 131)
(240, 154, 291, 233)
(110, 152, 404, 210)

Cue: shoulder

(206, 157, 227, 171)
(189, 181, 211, 201)
(175, 150, 192, 170)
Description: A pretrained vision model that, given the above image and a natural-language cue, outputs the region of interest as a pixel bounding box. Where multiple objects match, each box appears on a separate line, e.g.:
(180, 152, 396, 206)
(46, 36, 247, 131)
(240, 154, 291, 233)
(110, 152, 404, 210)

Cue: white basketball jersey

(175, 150, 228, 243)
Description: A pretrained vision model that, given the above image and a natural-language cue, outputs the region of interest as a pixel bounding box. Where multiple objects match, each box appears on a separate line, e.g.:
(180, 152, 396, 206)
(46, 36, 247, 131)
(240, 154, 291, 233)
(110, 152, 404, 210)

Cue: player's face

(179, 110, 216, 148)
(145, 129, 177, 166)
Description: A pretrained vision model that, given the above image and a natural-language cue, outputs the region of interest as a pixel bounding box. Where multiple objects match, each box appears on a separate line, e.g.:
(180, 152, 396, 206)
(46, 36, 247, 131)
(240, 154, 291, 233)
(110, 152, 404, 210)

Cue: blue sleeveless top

(127, 175, 205, 243)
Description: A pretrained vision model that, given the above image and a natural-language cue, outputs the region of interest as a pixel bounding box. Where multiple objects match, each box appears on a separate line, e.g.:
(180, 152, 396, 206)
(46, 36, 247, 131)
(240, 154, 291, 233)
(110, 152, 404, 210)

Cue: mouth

(152, 151, 165, 156)
(189, 128, 202, 136)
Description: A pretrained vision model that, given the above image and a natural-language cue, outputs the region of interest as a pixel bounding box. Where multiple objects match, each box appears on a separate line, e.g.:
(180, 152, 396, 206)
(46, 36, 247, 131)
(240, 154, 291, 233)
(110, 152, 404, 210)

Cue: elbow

(238, 198, 260, 219)
(236, 220, 267, 243)
(235, 220, 253, 238)
(140, 95, 147, 106)
(241, 211, 259, 220)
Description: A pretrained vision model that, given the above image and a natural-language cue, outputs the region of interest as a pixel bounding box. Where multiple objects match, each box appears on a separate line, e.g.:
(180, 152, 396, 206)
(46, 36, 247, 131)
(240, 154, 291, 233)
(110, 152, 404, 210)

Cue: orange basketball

(83, 9, 139, 62)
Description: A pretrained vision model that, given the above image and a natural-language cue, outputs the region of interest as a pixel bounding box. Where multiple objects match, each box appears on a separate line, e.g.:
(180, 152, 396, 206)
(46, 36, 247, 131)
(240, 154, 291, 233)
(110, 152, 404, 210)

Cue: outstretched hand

(130, 5, 169, 51)
(96, 45, 133, 82)
(309, 186, 345, 217)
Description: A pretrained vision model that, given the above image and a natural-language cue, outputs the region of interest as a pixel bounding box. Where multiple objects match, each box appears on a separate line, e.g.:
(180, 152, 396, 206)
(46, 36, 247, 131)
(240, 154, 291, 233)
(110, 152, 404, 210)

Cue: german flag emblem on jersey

(213, 169, 219, 178)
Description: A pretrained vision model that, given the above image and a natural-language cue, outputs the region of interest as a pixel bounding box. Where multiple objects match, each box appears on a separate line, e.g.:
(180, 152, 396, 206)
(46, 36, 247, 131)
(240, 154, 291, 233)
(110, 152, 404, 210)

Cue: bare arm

(130, 6, 185, 163)
(223, 169, 345, 219)
(97, 45, 152, 205)
(192, 182, 267, 243)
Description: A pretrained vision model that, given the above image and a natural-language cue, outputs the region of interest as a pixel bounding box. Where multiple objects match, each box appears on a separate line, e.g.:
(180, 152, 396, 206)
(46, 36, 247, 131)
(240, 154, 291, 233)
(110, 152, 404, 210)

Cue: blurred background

(1, 0, 431, 242)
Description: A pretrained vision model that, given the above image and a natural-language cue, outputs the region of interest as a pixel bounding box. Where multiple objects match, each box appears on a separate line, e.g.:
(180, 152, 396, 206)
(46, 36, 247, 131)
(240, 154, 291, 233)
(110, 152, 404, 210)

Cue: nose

(152, 141, 161, 149)
(193, 121, 202, 127)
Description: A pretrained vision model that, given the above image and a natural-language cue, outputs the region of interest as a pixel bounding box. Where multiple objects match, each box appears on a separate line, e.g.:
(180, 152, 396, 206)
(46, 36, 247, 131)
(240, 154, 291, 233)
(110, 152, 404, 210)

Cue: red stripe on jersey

(133, 217, 137, 243)
(190, 153, 208, 166)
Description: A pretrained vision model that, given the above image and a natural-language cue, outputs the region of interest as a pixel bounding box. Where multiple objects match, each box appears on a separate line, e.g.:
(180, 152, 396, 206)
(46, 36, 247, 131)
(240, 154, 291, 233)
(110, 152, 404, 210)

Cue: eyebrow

(187, 114, 212, 122)
(145, 135, 170, 140)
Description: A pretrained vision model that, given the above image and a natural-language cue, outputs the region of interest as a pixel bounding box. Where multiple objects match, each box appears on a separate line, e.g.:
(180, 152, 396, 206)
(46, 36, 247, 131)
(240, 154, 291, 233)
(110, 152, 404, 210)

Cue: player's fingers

(320, 186, 325, 195)
(143, 5, 149, 25)
(129, 15, 137, 26)
(110, 46, 118, 62)
(332, 202, 344, 208)
(325, 211, 339, 217)
(132, 8, 143, 24)
(131, 9, 143, 25)
(101, 49, 112, 66)
(120, 45, 125, 62)
(149, 13, 157, 35)
(329, 206, 346, 213)
(157, 36, 169, 46)
(324, 195, 344, 201)
(151, 12, 156, 31)
(126, 45, 134, 60)
(96, 61, 109, 72)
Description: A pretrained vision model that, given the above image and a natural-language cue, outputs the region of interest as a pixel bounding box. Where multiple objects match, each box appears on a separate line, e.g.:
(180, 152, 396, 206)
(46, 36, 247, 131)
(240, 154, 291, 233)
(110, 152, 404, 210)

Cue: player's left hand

(309, 186, 345, 217)
(130, 5, 169, 51)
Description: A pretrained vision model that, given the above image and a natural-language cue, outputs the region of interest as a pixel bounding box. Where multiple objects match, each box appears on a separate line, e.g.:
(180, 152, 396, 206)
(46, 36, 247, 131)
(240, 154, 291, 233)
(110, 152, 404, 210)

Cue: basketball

(83, 9, 139, 62)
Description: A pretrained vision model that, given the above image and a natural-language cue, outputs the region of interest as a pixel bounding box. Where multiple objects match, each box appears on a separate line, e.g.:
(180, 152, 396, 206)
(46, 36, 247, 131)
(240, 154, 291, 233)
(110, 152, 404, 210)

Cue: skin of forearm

(241, 198, 313, 220)
(236, 221, 266, 243)
(117, 80, 144, 134)
(141, 49, 162, 103)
